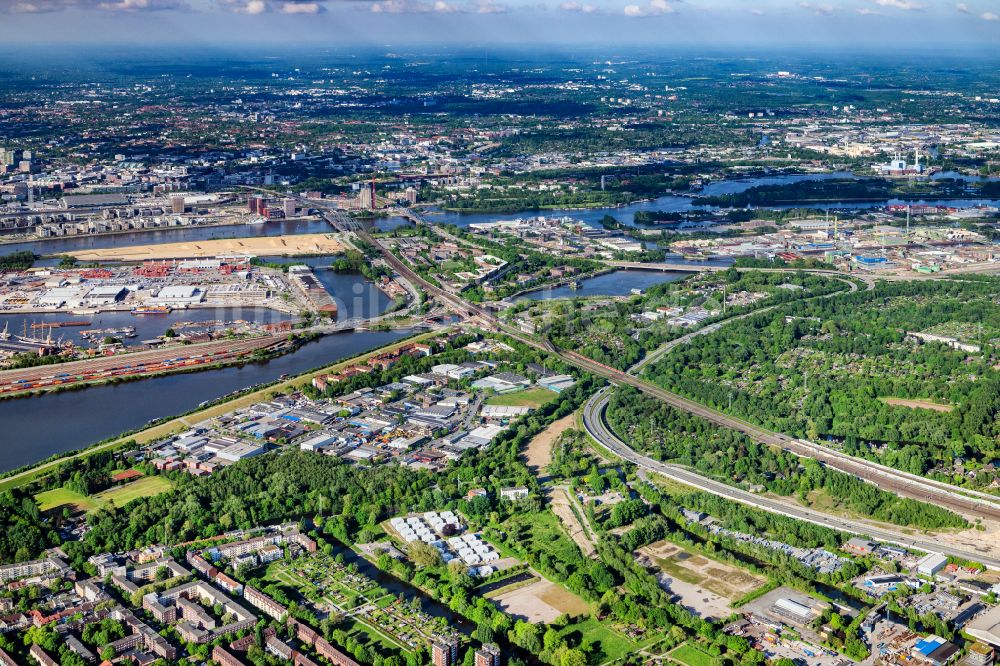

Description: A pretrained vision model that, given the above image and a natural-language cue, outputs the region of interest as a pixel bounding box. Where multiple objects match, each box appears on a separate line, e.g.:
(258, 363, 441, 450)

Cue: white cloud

(371, 0, 501, 12)
(475, 0, 504, 12)
(280, 1, 319, 12)
(95, 0, 185, 10)
(7, 0, 187, 10)
(623, 0, 674, 17)
(748, 7, 764, 15)
(221, 0, 267, 13)
(955, 2, 969, 12)
(983, 10, 999, 20)
(799, 1, 834, 15)
(561, 0, 595, 11)
(873, 0, 923, 10)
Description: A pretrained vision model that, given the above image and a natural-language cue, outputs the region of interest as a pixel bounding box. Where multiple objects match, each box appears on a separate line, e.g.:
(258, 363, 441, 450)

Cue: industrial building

(915, 553, 949, 578)
(968, 606, 1000, 648)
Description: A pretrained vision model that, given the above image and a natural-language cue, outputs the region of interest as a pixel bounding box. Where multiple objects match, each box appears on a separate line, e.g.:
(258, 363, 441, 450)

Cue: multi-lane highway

(561, 346, 1000, 521)
(581, 388, 1000, 569)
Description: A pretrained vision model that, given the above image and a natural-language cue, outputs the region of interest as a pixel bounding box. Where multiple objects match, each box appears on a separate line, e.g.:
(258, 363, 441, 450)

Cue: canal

(331, 540, 541, 664)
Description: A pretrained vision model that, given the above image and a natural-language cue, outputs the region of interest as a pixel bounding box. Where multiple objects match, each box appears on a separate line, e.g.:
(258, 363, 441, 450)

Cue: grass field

(35, 487, 100, 513)
(487, 387, 558, 408)
(556, 617, 649, 664)
(670, 643, 715, 666)
(657, 556, 705, 584)
(95, 476, 174, 507)
(35, 475, 174, 513)
(503, 510, 587, 565)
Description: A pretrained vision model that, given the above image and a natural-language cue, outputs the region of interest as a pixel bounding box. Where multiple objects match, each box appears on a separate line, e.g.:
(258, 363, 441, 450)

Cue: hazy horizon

(0, 0, 998, 49)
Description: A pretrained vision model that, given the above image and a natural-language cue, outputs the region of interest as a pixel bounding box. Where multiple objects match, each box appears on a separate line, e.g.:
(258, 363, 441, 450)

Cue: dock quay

(287, 265, 338, 316)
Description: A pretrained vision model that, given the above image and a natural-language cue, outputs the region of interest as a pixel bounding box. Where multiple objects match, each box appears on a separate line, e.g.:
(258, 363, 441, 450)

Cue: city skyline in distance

(0, 0, 998, 47)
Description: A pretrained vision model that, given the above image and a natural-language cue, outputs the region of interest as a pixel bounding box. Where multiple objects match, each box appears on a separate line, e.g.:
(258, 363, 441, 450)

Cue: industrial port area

(0, 254, 336, 386)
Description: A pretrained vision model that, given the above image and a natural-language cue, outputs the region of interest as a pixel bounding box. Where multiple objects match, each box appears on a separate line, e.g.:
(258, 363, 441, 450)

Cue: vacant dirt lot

(549, 487, 597, 558)
(524, 413, 575, 474)
(637, 541, 765, 620)
(489, 575, 590, 623)
(881, 397, 954, 412)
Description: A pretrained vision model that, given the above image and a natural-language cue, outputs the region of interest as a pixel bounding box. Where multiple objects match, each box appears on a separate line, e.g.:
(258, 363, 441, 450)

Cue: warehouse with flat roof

(968, 606, 1000, 647)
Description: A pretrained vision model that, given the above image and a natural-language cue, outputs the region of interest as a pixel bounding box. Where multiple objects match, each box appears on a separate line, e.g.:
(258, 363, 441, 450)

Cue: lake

(515, 269, 694, 301)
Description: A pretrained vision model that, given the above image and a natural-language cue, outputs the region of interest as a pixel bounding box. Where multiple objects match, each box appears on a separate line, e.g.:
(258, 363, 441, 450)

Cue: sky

(0, 0, 997, 46)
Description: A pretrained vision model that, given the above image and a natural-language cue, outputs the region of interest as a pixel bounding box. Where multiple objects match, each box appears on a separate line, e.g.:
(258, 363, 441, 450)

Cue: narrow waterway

(421, 170, 1000, 228)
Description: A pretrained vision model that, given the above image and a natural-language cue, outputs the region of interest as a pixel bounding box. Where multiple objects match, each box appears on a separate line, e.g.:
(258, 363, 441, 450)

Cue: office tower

(171, 195, 185, 214)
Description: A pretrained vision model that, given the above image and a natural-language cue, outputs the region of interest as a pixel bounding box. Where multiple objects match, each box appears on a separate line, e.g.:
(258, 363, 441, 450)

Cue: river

(2, 216, 411, 264)
(0, 307, 295, 348)
(0, 329, 412, 473)
(0, 258, 396, 471)
(3, 173, 996, 257)
(0, 265, 388, 347)
(0, 171, 992, 472)
(421, 171, 1000, 228)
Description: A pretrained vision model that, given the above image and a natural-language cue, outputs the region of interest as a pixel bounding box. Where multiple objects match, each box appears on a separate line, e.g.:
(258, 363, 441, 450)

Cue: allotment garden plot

(263, 552, 461, 654)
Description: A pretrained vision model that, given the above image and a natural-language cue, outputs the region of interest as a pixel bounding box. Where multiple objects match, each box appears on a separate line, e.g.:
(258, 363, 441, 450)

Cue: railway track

(0, 336, 281, 395)
(582, 389, 1000, 569)
(561, 348, 1000, 521)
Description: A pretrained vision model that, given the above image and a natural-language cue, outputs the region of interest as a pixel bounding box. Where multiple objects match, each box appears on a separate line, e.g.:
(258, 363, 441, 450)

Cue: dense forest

(605, 386, 967, 530)
(642, 279, 1000, 488)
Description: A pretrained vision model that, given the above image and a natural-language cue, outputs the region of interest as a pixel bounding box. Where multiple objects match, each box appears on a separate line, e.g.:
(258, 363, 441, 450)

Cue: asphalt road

(582, 388, 1000, 569)
(562, 346, 1000, 522)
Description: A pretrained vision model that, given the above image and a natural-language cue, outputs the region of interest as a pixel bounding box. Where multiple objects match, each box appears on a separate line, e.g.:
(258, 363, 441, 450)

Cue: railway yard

(0, 334, 284, 396)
